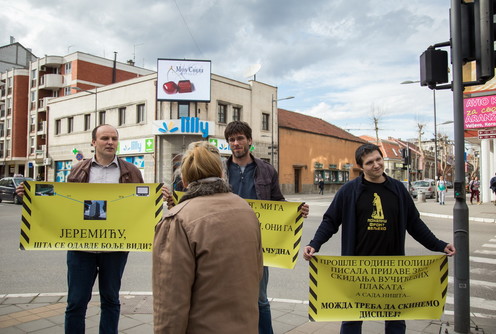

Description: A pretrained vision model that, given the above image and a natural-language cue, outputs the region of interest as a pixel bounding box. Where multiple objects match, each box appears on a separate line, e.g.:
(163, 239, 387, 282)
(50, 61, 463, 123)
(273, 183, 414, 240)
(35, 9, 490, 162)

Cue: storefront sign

(152, 117, 214, 138)
(464, 96, 496, 129)
(117, 138, 154, 155)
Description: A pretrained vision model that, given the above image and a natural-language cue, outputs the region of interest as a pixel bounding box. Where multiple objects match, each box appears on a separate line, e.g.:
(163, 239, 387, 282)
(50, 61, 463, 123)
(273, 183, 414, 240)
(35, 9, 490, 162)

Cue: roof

(278, 109, 366, 144)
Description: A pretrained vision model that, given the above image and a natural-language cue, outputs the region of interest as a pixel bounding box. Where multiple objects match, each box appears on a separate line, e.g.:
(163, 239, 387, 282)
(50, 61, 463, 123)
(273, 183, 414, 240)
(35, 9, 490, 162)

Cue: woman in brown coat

(153, 141, 263, 334)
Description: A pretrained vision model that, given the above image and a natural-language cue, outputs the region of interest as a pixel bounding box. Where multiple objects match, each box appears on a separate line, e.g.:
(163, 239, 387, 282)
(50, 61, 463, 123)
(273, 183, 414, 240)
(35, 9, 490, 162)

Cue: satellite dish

(244, 63, 262, 81)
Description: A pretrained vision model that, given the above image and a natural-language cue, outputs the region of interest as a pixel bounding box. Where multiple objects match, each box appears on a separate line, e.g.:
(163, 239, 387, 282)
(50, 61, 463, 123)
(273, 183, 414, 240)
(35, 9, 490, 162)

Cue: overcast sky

(1, 0, 456, 141)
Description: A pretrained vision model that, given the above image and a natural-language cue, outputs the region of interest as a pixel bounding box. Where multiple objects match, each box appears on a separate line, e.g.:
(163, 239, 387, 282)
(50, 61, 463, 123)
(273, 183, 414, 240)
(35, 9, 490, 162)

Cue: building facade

(45, 72, 277, 184)
(278, 109, 366, 194)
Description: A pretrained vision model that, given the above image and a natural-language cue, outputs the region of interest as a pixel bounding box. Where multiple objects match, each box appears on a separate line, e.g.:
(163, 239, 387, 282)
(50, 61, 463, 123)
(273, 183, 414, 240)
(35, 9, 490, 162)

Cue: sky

(1, 0, 457, 142)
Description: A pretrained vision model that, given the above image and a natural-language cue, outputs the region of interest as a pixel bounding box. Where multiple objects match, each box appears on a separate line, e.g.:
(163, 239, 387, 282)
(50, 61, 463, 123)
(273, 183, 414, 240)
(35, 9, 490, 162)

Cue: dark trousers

(258, 266, 273, 334)
(65, 251, 129, 334)
(470, 189, 480, 203)
(341, 320, 406, 334)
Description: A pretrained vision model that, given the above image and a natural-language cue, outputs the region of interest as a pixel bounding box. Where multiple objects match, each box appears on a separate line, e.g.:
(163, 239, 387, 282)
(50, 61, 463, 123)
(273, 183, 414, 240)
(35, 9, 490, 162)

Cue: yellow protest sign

(308, 255, 448, 321)
(19, 181, 164, 252)
(172, 191, 304, 269)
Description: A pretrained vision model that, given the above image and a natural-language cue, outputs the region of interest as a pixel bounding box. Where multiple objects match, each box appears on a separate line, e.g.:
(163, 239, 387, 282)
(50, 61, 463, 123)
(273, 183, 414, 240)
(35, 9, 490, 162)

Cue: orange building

(278, 109, 366, 194)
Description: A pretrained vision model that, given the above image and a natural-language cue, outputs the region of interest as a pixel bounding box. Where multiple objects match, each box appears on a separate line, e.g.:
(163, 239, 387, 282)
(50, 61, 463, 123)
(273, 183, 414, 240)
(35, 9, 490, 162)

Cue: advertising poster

(464, 95, 496, 129)
(19, 181, 164, 252)
(172, 191, 304, 269)
(308, 255, 448, 321)
(156, 59, 211, 102)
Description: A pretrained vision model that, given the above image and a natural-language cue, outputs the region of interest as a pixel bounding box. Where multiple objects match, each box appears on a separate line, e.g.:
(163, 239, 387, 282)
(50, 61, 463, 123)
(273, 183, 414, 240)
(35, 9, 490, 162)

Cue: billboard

(157, 59, 211, 102)
(464, 95, 496, 129)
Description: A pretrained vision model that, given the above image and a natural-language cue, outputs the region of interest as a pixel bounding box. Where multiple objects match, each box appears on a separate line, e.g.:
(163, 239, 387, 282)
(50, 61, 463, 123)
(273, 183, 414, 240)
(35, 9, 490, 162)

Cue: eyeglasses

(227, 136, 247, 143)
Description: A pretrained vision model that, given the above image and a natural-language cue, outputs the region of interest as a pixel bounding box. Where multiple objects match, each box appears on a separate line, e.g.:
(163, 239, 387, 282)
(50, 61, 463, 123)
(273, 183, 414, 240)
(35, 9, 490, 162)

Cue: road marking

(470, 256, 496, 265)
(446, 296, 496, 312)
(448, 276, 496, 288)
(475, 250, 496, 255)
(482, 243, 496, 248)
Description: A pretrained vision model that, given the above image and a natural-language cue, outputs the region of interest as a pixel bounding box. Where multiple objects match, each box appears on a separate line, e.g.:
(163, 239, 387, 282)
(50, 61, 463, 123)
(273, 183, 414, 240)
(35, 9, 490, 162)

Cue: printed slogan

(308, 255, 448, 321)
(173, 191, 304, 269)
(19, 181, 164, 252)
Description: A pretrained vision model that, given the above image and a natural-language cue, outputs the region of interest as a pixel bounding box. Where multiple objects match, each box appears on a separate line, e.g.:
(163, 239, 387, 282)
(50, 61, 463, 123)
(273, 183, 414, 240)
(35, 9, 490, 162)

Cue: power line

(173, 0, 203, 56)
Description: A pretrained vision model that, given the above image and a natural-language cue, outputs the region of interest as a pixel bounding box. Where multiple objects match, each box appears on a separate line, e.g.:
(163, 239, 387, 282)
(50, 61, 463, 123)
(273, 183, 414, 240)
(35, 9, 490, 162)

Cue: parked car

(445, 181, 453, 189)
(0, 177, 33, 204)
(411, 179, 436, 199)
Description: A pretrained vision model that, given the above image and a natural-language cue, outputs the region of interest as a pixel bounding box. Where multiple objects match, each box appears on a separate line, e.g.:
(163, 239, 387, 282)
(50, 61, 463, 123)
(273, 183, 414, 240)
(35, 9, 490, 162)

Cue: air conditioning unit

(41, 144, 46, 152)
(43, 158, 52, 166)
(40, 66, 46, 71)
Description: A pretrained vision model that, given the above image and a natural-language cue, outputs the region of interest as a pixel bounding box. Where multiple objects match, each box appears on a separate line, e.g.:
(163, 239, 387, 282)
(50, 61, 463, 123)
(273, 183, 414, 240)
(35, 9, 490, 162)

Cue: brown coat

(153, 192, 262, 334)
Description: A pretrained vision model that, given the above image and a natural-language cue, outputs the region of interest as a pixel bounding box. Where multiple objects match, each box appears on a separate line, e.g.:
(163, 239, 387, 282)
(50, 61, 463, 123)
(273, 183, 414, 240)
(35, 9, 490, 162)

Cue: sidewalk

(1, 194, 494, 333)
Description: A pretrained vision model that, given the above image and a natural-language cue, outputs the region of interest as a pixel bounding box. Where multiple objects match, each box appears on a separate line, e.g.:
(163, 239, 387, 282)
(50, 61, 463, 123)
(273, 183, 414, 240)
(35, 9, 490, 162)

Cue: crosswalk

(444, 235, 496, 319)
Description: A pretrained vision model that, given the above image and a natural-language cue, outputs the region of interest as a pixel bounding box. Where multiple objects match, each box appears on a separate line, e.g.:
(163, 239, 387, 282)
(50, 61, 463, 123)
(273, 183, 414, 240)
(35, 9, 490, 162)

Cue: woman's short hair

(181, 141, 223, 184)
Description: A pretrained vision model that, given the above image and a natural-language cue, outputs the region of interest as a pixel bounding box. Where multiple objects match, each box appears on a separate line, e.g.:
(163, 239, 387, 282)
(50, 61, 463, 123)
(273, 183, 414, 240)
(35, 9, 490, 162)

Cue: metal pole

(94, 88, 98, 127)
(451, 0, 470, 332)
(271, 94, 274, 165)
(434, 89, 439, 202)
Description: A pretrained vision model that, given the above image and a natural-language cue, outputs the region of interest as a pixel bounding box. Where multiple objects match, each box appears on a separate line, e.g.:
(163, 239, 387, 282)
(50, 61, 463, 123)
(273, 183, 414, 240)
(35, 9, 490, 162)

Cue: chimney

(10, 36, 15, 44)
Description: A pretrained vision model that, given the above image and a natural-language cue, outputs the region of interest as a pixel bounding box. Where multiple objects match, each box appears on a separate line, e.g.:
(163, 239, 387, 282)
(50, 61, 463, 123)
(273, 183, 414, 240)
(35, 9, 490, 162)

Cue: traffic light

(401, 148, 410, 165)
(474, 0, 496, 82)
(420, 48, 449, 88)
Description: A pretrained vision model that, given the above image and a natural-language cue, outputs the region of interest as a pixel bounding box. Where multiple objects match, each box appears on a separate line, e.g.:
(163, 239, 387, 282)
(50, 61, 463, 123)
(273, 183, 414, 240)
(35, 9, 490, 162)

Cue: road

(1, 197, 495, 320)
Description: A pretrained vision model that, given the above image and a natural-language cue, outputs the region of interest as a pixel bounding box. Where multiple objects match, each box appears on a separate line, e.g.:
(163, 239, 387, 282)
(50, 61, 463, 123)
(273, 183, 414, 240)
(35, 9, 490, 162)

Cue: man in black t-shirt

(303, 143, 455, 334)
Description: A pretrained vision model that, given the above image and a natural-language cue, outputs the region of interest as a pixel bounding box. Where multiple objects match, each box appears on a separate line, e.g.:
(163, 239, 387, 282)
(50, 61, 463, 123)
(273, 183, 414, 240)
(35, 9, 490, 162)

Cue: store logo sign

(153, 117, 212, 138)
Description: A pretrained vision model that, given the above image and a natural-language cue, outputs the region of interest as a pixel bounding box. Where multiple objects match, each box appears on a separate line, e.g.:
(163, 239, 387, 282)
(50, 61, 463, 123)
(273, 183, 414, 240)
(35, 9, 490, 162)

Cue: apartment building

(0, 48, 153, 179)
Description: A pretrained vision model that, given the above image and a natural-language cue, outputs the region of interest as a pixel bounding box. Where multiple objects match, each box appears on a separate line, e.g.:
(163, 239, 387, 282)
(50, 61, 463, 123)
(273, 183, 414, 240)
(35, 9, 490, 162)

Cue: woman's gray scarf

(178, 177, 231, 203)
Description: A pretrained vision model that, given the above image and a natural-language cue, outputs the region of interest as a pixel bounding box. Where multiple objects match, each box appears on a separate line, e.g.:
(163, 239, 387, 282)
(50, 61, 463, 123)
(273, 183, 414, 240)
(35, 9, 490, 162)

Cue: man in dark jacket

(303, 143, 455, 334)
(17, 124, 144, 334)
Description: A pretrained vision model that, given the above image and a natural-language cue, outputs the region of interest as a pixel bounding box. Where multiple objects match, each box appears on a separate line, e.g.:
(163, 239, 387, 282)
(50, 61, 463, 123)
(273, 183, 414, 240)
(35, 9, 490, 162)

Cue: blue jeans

(65, 251, 129, 334)
(341, 320, 406, 334)
(258, 266, 273, 334)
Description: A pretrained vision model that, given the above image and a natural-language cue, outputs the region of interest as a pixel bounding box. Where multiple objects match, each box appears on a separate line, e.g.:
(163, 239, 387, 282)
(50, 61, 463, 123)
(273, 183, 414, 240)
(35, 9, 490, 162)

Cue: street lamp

(71, 86, 98, 127)
(401, 80, 441, 200)
(271, 95, 294, 167)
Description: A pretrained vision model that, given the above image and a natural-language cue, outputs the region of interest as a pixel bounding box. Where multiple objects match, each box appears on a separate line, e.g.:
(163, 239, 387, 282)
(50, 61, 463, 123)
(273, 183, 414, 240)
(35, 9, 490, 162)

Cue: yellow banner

(308, 255, 448, 321)
(172, 191, 304, 269)
(19, 181, 164, 252)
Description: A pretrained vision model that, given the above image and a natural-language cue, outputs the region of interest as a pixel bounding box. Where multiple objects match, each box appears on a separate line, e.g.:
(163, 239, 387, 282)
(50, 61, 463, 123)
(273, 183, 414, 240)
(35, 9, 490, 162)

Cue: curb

(419, 212, 496, 224)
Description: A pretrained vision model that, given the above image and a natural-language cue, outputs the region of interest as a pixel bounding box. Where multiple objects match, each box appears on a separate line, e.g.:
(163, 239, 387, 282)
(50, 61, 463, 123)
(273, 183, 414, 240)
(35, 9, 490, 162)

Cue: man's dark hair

(91, 124, 118, 141)
(355, 143, 383, 167)
(224, 121, 252, 141)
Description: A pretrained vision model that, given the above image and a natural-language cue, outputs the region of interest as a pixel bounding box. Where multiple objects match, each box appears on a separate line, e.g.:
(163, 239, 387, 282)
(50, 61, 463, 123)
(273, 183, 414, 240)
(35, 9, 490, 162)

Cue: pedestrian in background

(303, 143, 455, 334)
(153, 141, 262, 333)
(490, 172, 496, 205)
(470, 176, 481, 204)
(17, 124, 144, 334)
(437, 175, 447, 205)
(318, 178, 324, 195)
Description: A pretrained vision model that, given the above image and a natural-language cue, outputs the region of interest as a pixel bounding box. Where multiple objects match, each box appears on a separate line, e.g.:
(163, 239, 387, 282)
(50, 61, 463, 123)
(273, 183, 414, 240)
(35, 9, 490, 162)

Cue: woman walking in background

(437, 175, 447, 205)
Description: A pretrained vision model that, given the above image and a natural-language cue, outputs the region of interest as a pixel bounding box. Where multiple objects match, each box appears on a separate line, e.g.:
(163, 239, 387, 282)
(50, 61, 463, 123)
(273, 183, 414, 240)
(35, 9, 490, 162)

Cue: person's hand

(444, 243, 456, 256)
(300, 203, 309, 218)
(161, 185, 175, 210)
(303, 245, 316, 261)
(15, 183, 25, 198)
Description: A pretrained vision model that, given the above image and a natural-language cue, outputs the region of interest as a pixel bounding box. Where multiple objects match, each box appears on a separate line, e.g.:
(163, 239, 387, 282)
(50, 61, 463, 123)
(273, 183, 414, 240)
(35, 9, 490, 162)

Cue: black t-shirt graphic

(355, 179, 400, 255)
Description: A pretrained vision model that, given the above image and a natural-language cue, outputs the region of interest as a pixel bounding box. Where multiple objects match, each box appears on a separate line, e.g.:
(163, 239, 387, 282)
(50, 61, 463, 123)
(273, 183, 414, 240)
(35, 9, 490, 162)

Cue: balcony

(37, 121, 47, 135)
(38, 97, 53, 112)
(39, 56, 63, 67)
(35, 145, 46, 157)
(39, 74, 63, 90)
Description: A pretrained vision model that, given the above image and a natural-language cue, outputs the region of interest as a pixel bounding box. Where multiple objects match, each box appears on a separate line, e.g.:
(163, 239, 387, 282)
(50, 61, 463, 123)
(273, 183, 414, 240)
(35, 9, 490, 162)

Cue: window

(178, 102, 189, 118)
(233, 107, 241, 121)
(29, 137, 35, 154)
(262, 113, 270, 131)
(55, 119, 61, 135)
(314, 170, 349, 184)
(64, 87, 71, 96)
(65, 62, 72, 74)
(30, 116, 36, 132)
(68, 117, 74, 133)
(84, 114, 91, 131)
(137, 104, 145, 123)
(99, 111, 106, 125)
(118, 107, 126, 126)
(218, 104, 227, 124)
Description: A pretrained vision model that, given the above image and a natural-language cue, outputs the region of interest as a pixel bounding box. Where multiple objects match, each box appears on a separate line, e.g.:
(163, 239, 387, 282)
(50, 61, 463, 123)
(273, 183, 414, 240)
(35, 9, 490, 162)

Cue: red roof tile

(278, 109, 367, 144)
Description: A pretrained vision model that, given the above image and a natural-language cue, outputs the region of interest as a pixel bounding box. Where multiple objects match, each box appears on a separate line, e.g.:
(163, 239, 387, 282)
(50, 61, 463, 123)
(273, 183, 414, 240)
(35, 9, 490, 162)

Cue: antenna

(244, 63, 262, 81)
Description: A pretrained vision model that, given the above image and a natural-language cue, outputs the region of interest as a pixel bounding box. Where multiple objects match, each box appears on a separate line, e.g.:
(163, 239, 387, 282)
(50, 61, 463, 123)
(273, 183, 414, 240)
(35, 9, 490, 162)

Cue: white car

(411, 179, 436, 199)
